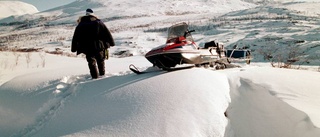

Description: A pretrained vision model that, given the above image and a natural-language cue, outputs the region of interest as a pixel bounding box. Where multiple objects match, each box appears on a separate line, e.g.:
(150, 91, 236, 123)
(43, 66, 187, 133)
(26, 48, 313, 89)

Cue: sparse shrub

(257, 42, 280, 66)
(13, 51, 21, 66)
(1, 59, 9, 69)
(57, 36, 66, 41)
(25, 52, 32, 68)
(16, 47, 42, 52)
(0, 46, 9, 51)
(39, 52, 46, 68)
(258, 43, 306, 68)
(44, 49, 77, 57)
(45, 48, 63, 55)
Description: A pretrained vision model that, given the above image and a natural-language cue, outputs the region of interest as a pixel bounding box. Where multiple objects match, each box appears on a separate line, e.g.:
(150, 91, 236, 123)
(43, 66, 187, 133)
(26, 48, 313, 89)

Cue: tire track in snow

(11, 75, 88, 137)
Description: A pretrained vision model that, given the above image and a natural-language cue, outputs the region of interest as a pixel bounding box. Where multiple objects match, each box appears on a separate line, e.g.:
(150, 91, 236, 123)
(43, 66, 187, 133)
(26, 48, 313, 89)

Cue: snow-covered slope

(0, 0, 320, 136)
(0, 52, 319, 137)
(0, 0, 256, 24)
(225, 67, 320, 136)
(243, 0, 318, 4)
(279, 2, 320, 16)
(51, 0, 256, 16)
(0, 0, 319, 65)
(0, 1, 38, 19)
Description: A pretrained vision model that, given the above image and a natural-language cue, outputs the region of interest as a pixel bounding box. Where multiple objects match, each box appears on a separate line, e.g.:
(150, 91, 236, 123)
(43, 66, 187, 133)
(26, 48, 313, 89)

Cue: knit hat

(86, 8, 94, 16)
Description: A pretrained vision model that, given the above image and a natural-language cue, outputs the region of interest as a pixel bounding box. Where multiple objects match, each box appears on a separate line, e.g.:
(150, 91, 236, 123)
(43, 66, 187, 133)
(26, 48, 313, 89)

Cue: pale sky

(0, 0, 76, 11)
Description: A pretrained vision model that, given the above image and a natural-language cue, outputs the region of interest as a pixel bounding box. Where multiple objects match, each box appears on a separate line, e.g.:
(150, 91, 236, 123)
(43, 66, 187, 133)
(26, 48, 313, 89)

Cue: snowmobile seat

(204, 41, 217, 49)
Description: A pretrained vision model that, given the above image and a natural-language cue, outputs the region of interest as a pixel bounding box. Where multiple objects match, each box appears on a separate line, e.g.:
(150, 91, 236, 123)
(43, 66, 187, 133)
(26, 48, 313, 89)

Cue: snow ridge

(227, 77, 320, 137)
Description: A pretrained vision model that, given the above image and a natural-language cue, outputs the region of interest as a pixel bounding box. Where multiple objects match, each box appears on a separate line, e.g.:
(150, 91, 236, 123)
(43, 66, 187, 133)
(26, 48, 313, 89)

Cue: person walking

(72, 8, 114, 79)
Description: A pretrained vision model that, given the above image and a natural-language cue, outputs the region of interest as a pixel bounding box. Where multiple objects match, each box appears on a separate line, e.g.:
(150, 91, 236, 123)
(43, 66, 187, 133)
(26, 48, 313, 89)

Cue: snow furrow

(11, 76, 82, 137)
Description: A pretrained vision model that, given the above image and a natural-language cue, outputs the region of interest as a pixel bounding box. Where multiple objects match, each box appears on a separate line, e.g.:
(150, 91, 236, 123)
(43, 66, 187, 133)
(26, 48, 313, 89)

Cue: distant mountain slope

(0, 0, 257, 24)
(57, 0, 256, 17)
(0, 1, 38, 19)
(242, 0, 318, 4)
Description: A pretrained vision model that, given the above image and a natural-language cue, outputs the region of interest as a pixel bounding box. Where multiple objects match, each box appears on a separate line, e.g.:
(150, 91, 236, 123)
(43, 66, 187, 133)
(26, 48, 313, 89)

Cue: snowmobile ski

(129, 64, 194, 75)
(129, 64, 144, 74)
(129, 64, 162, 74)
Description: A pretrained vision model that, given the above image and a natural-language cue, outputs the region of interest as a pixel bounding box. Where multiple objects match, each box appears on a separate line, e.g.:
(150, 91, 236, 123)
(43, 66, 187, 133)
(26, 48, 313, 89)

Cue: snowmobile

(130, 22, 251, 74)
(145, 22, 228, 69)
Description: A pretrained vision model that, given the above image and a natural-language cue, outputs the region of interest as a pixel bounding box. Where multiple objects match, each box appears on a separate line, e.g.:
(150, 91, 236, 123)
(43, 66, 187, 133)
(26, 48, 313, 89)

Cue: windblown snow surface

(0, 0, 320, 136)
(0, 52, 320, 137)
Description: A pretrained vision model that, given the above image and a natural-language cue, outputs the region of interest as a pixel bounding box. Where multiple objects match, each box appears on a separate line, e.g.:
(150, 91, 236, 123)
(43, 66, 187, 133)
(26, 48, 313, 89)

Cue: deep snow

(0, 51, 320, 137)
(225, 67, 320, 137)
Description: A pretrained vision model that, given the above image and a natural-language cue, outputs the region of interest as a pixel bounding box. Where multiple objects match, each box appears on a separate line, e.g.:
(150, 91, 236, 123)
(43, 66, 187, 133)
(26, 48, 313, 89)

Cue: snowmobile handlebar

(188, 30, 195, 33)
(184, 30, 195, 38)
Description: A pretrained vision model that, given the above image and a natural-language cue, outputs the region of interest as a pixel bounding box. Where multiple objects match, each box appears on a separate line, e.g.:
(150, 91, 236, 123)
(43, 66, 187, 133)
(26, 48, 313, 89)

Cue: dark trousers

(86, 51, 105, 79)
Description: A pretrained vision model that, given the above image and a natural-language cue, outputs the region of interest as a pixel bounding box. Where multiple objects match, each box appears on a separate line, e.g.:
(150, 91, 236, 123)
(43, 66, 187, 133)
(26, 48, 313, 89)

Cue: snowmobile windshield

(167, 23, 194, 42)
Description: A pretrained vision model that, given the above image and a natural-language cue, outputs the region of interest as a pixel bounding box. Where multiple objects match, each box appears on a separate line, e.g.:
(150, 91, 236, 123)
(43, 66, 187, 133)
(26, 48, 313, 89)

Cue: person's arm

(100, 22, 115, 48)
(71, 27, 79, 52)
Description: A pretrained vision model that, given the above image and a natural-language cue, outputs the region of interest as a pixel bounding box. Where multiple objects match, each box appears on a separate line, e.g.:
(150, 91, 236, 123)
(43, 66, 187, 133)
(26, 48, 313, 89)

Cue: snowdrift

(0, 51, 320, 136)
(0, 68, 230, 137)
(226, 67, 320, 137)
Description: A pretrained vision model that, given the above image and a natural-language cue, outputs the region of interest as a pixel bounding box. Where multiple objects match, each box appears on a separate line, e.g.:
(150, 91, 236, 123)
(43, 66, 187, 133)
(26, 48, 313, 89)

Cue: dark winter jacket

(71, 15, 114, 55)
